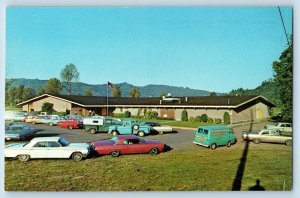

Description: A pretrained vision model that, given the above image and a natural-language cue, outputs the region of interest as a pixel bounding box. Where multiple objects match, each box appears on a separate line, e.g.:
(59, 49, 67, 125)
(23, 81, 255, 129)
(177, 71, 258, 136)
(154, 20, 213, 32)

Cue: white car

(143, 122, 174, 134)
(5, 112, 26, 122)
(5, 137, 91, 162)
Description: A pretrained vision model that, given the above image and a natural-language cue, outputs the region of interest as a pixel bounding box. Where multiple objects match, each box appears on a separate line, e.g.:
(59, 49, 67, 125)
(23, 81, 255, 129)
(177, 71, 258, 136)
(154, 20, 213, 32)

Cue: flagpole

(106, 83, 108, 117)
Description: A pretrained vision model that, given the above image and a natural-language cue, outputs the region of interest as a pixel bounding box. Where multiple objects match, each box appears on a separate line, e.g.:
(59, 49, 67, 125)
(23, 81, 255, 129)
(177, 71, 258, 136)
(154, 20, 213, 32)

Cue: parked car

(91, 135, 166, 157)
(193, 125, 237, 150)
(59, 119, 83, 129)
(83, 117, 122, 134)
(142, 122, 174, 134)
(108, 119, 151, 137)
(5, 112, 26, 122)
(5, 137, 91, 162)
(43, 116, 66, 126)
(25, 115, 51, 124)
(5, 123, 43, 141)
(242, 129, 292, 145)
(265, 122, 292, 133)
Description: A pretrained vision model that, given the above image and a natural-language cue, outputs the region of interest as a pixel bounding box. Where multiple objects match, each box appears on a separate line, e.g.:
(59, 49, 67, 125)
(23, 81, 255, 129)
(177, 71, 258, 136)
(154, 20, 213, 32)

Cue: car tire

(68, 125, 73, 130)
(138, 131, 145, 137)
(49, 122, 54, 126)
(18, 154, 30, 162)
(72, 152, 83, 161)
(210, 143, 217, 150)
(110, 151, 120, 157)
(285, 140, 292, 146)
(111, 130, 119, 136)
(133, 124, 139, 130)
(253, 139, 260, 144)
(150, 147, 159, 155)
(90, 128, 96, 134)
(226, 141, 231, 147)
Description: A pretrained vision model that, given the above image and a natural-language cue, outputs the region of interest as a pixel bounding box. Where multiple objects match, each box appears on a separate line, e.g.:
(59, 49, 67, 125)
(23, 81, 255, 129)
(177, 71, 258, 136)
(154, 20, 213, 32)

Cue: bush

(145, 111, 158, 119)
(124, 111, 131, 118)
(200, 114, 208, 122)
(181, 110, 188, 121)
(214, 118, 222, 124)
(156, 117, 174, 120)
(189, 116, 195, 122)
(41, 102, 54, 115)
(207, 117, 214, 123)
(223, 112, 231, 124)
(194, 116, 201, 122)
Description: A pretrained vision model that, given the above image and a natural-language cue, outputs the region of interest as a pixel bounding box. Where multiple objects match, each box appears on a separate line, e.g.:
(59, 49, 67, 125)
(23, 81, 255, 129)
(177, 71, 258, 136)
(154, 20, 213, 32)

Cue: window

(33, 142, 48, 147)
(92, 120, 99, 123)
(262, 132, 269, 135)
(48, 141, 61, 147)
(58, 138, 70, 146)
(128, 139, 140, 144)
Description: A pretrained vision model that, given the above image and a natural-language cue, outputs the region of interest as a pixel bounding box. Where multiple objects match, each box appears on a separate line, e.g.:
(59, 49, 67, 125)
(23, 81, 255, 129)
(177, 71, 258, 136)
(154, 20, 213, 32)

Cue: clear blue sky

(6, 7, 292, 93)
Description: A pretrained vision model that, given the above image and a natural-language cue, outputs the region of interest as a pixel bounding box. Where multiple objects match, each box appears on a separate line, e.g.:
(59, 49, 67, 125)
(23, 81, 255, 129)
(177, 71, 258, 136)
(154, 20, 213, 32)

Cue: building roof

(17, 94, 275, 109)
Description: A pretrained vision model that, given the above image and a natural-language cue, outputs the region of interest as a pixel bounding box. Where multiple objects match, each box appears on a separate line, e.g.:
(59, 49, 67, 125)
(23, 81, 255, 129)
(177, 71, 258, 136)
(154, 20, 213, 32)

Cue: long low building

(17, 94, 275, 123)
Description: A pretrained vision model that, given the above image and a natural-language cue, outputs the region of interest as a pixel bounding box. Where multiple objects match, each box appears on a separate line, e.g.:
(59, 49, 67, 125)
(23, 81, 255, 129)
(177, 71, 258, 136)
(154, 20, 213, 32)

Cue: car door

(46, 141, 69, 158)
(127, 139, 148, 153)
(120, 122, 132, 134)
(29, 141, 48, 158)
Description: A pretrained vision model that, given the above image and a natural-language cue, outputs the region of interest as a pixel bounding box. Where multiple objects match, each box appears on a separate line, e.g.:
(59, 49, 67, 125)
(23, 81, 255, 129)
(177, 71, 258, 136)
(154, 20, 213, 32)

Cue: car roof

(197, 125, 231, 130)
(116, 135, 139, 139)
(31, 137, 61, 142)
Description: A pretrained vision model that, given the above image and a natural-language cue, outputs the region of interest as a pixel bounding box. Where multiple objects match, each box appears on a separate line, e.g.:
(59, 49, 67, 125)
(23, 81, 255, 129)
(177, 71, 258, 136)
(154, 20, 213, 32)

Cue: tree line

(5, 63, 141, 107)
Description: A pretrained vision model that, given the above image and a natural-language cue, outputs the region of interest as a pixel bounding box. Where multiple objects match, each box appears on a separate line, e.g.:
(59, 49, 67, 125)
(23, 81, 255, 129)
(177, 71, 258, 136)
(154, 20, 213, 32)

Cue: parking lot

(5, 121, 292, 152)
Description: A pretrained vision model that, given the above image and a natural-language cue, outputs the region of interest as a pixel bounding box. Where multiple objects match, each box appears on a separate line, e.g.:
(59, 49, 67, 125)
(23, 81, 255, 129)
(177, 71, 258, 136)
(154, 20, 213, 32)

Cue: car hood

(91, 139, 115, 147)
(5, 143, 26, 149)
(67, 143, 90, 149)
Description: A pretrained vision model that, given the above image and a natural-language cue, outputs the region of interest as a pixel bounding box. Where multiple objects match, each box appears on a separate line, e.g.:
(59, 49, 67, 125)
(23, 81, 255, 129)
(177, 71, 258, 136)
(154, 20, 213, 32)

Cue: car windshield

(58, 138, 70, 146)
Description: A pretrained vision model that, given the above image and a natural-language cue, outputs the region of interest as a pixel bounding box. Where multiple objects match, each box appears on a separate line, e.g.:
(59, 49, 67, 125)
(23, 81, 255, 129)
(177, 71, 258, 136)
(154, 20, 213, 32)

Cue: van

(193, 125, 236, 150)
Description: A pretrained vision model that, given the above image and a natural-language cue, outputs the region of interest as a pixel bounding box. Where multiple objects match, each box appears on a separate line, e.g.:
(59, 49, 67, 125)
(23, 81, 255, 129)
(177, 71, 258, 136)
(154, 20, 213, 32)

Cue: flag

(107, 82, 114, 88)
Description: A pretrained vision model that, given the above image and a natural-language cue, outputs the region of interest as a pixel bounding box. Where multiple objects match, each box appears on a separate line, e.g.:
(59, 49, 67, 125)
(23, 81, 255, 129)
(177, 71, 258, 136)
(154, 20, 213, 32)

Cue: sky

(6, 7, 292, 93)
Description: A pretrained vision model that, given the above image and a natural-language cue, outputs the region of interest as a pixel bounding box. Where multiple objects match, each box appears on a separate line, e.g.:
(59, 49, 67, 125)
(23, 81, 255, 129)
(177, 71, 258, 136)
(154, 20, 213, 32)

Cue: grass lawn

(5, 148, 292, 191)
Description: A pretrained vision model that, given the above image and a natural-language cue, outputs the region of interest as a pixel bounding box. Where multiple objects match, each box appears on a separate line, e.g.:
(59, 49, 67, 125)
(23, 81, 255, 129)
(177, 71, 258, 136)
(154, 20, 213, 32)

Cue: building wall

(23, 97, 72, 112)
(174, 108, 230, 121)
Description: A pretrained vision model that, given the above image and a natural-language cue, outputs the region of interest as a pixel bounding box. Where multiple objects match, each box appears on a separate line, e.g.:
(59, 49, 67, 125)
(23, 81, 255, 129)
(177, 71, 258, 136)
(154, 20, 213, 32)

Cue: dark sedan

(5, 123, 43, 141)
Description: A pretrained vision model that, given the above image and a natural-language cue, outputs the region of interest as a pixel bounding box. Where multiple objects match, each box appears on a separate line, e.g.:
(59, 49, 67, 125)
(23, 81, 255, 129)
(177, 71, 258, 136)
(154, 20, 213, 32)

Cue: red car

(91, 135, 166, 157)
(59, 119, 83, 130)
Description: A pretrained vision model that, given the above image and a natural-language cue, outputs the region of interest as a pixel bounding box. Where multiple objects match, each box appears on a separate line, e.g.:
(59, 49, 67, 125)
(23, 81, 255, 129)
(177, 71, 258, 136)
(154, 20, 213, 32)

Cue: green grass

(5, 107, 23, 112)
(5, 148, 292, 191)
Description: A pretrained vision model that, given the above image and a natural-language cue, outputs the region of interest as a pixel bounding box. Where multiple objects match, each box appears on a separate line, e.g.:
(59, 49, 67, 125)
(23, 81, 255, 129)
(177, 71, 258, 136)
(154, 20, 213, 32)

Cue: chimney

(185, 97, 188, 102)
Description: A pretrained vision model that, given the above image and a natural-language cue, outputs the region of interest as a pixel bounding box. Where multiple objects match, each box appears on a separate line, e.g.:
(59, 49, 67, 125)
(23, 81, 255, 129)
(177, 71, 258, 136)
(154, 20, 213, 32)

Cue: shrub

(200, 114, 208, 122)
(181, 110, 188, 121)
(214, 118, 222, 124)
(41, 102, 54, 115)
(223, 112, 231, 124)
(145, 111, 158, 119)
(124, 111, 131, 118)
(189, 116, 195, 122)
(207, 117, 214, 123)
(194, 116, 201, 122)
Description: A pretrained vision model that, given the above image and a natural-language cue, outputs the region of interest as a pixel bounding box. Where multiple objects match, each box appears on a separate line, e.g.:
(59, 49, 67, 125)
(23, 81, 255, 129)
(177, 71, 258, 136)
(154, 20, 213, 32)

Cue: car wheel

(285, 140, 292, 146)
(18, 154, 30, 162)
(150, 147, 159, 155)
(32, 121, 36, 125)
(68, 125, 73, 130)
(133, 124, 139, 130)
(110, 151, 120, 157)
(138, 131, 145, 137)
(253, 139, 261, 144)
(72, 152, 83, 161)
(226, 141, 231, 147)
(90, 128, 96, 134)
(111, 130, 118, 136)
(210, 143, 217, 150)
(49, 122, 54, 126)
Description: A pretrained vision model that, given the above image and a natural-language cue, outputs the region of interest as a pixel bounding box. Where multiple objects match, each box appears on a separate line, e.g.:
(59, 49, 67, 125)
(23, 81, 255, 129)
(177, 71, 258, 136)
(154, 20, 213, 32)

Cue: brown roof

(17, 94, 275, 108)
